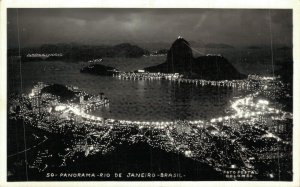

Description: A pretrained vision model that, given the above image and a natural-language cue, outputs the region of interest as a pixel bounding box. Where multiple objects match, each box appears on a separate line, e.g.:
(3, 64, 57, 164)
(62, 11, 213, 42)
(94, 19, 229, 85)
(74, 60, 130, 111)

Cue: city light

(55, 105, 67, 111)
(8, 78, 292, 180)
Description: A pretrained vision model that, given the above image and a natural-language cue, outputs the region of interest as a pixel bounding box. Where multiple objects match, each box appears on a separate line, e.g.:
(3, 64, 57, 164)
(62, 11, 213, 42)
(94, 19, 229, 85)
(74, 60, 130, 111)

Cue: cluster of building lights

(25, 78, 292, 135)
(26, 53, 63, 58)
(87, 59, 103, 63)
(25, 81, 291, 148)
(117, 72, 182, 80)
(8, 75, 292, 180)
(143, 53, 167, 57)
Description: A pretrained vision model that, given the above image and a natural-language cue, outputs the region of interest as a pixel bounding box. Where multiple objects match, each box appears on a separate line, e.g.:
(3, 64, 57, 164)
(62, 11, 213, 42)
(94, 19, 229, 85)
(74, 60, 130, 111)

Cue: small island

(80, 64, 118, 76)
(41, 84, 77, 102)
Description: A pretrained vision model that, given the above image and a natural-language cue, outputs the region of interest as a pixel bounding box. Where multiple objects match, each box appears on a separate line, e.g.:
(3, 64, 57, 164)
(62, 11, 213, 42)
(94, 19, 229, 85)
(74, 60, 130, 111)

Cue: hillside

(8, 43, 149, 62)
(145, 37, 246, 80)
(43, 142, 226, 181)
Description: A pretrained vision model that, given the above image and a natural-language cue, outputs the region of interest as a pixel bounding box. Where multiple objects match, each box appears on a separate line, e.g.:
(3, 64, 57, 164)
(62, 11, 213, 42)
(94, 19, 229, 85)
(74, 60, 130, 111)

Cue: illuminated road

(55, 92, 290, 146)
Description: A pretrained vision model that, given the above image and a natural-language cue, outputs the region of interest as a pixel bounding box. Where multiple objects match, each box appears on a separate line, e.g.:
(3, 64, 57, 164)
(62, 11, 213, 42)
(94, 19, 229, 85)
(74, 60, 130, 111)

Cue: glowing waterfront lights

(43, 89, 281, 135)
(10, 80, 293, 180)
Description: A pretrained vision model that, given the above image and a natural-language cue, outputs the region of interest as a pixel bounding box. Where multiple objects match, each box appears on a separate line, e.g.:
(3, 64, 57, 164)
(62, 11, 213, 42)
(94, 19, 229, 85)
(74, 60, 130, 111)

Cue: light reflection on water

(8, 60, 249, 121)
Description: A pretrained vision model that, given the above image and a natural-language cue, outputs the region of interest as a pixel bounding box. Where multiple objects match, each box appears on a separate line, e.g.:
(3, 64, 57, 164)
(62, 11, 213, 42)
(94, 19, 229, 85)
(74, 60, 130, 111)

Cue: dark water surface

(8, 60, 247, 121)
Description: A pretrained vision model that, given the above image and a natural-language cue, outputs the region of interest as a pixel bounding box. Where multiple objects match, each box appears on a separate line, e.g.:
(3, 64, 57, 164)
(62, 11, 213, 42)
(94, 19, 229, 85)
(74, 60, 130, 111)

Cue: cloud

(7, 8, 292, 48)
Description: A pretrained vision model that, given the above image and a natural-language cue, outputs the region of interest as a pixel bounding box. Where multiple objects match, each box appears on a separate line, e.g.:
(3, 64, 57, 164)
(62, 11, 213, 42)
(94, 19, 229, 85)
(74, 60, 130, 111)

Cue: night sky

(7, 8, 292, 48)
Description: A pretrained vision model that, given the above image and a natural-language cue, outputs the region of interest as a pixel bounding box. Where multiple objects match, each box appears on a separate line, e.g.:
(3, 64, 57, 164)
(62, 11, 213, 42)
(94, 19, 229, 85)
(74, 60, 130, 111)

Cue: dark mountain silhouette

(8, 43, 149, 62)
(145, 37, 246, 80)
(192, 56, 246, 80)
(152, 49, 168, 55)
(137, 42, 172, 51)
(145, 38, 193, 77)
(275, 62, 293, 83)
(112, 43, 148, 57)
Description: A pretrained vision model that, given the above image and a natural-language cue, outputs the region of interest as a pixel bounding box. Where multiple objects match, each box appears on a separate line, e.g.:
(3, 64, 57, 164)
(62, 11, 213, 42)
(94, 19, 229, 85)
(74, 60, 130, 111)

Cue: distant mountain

(152, 49, 168, 55)
(205, 43, 234, 49)
(8, 43, 149, 62)
(145, 37, 245, 80)
(193, 56, 246, 80)
(112, 43, 149, 58)
(136, 42, 172, 51)
(275, 62, 293, 83)
(188, 40, 206, 48)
